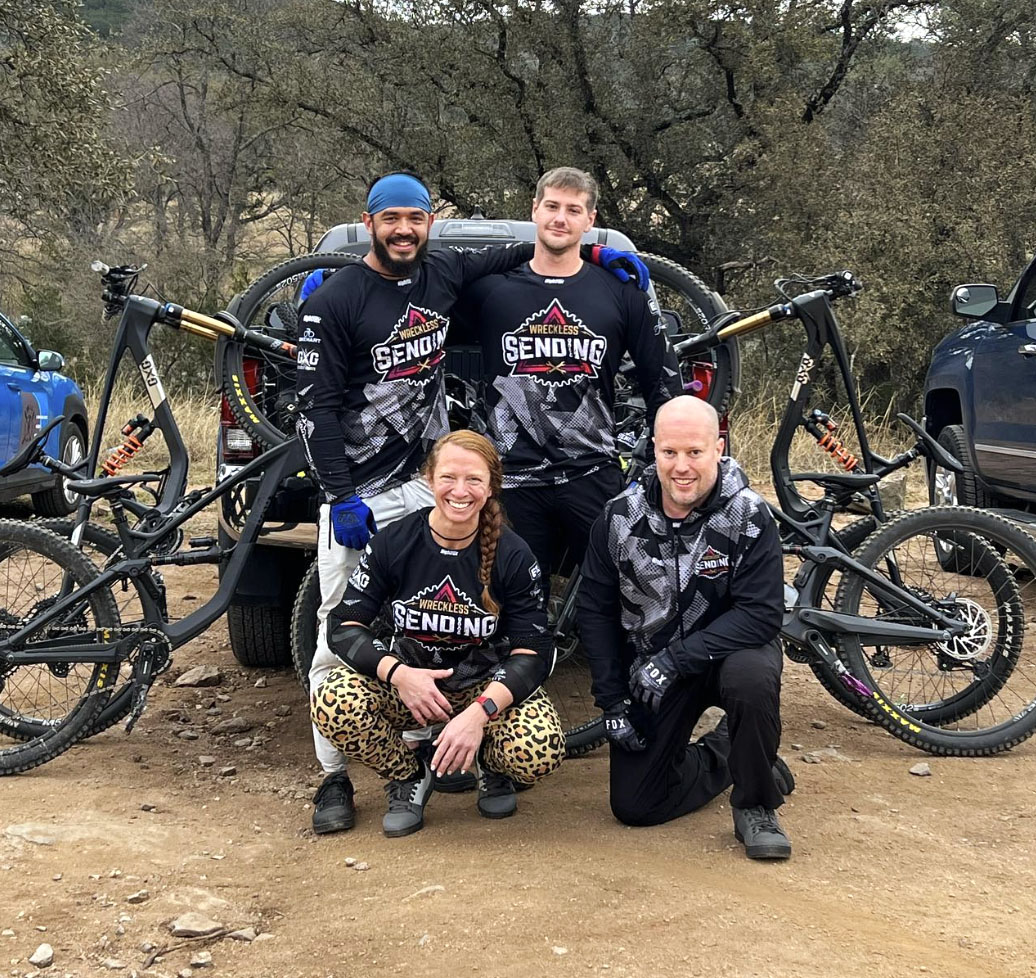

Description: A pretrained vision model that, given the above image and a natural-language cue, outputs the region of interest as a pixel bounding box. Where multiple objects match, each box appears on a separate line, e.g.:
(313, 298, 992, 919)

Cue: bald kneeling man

(577, 396, 794, 860)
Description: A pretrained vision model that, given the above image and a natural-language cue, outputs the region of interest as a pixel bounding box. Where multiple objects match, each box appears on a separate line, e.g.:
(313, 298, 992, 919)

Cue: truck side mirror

(37, 350, 65, 372)
(950, 284, 999, 319)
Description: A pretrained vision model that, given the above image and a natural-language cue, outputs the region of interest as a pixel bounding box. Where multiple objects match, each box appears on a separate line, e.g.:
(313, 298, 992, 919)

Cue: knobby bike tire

(638, 253, 738, 416)
(834, 506, 1036, 756)
(0, 520, 120, 775)
(37, 519, 160, 740)
(0, 518, 129, 741)
(219, 252, 362, 449)
(1, 519, 136, 741)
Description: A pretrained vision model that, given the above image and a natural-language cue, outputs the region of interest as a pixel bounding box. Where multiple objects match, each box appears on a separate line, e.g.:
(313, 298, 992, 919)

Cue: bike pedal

(188, 536, 217, 548)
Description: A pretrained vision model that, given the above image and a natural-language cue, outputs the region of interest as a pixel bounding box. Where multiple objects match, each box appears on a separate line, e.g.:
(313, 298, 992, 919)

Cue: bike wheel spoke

(836, 508, 1036, 754)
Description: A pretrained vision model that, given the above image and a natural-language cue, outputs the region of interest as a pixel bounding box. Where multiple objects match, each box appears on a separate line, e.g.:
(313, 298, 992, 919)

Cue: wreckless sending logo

(501, 299, 607, 387)
(392, 576, 496, 645)
(372, 303, 448, 384)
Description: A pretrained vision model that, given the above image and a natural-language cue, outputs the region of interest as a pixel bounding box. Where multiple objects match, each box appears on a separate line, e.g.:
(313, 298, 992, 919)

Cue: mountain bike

(545, 270, 1036, 756)
(0, 263, 311, 774)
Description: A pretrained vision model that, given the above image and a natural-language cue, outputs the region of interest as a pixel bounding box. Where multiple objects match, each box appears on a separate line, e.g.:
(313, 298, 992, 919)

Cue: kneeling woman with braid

(312, 430, 565, 837)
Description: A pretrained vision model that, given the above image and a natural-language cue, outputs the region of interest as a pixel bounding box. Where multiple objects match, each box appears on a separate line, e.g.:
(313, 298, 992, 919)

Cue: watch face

(480, 697, 498, 718)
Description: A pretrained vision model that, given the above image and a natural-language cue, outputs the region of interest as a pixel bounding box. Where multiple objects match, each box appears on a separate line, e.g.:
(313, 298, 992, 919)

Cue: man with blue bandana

(296, 170, 648, 836)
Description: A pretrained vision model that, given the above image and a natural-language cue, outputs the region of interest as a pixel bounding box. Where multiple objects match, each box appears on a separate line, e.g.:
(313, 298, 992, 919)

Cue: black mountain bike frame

(550, 271, 970, 722)
(0, 286, 306, 668)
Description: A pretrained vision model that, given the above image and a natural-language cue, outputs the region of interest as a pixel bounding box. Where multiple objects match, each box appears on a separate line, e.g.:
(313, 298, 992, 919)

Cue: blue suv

(924, 255, 1036, 515)
(0, 311, 89, 516)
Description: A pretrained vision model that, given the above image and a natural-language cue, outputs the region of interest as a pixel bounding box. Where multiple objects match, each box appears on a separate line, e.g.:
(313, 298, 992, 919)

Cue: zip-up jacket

(577, 457, 783, 709)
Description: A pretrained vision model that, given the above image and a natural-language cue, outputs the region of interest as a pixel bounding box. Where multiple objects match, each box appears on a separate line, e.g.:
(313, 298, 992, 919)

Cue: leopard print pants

(312, 667, 565, 783)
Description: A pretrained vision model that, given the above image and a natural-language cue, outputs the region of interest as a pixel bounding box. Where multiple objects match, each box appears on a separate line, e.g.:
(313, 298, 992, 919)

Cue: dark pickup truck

(924, 254, 1036, 513)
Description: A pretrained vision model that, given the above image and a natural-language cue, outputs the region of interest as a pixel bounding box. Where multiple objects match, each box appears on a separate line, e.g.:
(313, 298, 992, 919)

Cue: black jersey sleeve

(576, 513, 633, 710)
(438, 243, 534, 289)
(627, 289, 682, 427)
(667, 513, 783, 671)
(329, 536, 394, 630)
(295, 278, 358, 502)
(493, 535, 553, 661)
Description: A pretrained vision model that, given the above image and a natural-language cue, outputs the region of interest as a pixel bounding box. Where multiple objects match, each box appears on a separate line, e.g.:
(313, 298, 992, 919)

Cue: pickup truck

(924, 254, 1036, 513)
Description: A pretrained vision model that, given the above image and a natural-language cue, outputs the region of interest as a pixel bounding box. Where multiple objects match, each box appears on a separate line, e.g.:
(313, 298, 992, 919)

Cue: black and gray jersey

(460, 262, 681, 488)
(577, 458, 783, 709)
(329, 510, 552, 690)
(295, 245, 532, 501)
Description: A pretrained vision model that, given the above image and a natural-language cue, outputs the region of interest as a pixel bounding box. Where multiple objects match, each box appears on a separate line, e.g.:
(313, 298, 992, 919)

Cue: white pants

(309, 475, 434, 773)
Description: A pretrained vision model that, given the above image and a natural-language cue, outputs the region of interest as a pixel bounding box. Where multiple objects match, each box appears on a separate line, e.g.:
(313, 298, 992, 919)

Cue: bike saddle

(67, 473, 162, 498)
(789, 471, 881, 492)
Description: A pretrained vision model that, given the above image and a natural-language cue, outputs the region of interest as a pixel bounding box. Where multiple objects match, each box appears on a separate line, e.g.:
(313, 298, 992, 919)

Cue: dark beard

(372, 234, 428, 277)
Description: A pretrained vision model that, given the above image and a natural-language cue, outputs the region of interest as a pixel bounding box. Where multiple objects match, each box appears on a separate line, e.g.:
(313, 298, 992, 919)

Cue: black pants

(609, 641, 784, 826)
(502, 465, 625, 578)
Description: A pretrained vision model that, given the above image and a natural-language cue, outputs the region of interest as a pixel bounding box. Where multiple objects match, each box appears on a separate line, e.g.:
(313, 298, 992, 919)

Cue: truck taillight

(219, 357, 262, 460)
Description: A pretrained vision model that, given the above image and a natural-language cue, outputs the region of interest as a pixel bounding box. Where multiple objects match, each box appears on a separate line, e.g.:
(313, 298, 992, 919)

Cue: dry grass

(82, 379, 220, 478)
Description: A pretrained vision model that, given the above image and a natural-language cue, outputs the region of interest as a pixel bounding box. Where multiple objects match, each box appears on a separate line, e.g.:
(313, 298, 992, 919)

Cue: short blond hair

(535, 166, 598, 212)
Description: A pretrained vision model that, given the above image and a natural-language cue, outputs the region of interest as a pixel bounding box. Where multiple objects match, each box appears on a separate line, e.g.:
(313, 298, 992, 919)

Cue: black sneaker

(382, 759, 434, 838)
(312, 771, 356, 835)
(434, 769, 478, 793)
(475, 755, 517, 819)
(732, 805, 792, 860)
(772, 756, 795, 796)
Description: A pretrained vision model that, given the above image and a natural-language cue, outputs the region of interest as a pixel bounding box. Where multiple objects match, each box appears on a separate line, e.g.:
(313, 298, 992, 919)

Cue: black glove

(603, 700, 647, 752)
(629, 647, 680, 713)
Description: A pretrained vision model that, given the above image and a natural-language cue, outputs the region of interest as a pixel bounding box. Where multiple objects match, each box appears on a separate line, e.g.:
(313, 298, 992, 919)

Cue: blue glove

(591, 246, 651, 292)
(603, 700, 647, 752)
(629, 647, 680, 713)
(330, 495, 377, 550)
(300, 268, 330, 302)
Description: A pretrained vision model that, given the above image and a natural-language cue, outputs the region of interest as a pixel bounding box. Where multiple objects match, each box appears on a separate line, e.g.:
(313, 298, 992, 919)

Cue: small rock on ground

(168, 912, 222, 938)
(212, 717, 253, 735)
(190, 950, 213, 968)
(909, 762, 932, 777)
(28, 944, 53, 967)
(227, 927, 257, 943)
(174, 665, 222, 688)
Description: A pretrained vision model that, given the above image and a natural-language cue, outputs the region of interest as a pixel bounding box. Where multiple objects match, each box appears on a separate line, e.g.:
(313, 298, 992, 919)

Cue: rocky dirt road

(3, 558, 1035, 978)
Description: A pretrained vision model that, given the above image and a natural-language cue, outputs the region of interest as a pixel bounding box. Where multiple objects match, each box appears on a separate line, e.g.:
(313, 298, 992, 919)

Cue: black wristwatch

(475, 695, 499, 719)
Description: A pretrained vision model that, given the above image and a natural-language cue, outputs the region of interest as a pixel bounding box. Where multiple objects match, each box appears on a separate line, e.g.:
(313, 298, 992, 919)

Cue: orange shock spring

(101, 415, 153, 476)
(816, 430, 859, 472)
(806, 412, 859, 472)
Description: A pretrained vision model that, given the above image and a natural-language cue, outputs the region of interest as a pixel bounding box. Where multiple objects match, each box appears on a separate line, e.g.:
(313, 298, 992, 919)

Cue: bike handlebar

(672, 269, 861, 359)
(93, 261, 297, 359)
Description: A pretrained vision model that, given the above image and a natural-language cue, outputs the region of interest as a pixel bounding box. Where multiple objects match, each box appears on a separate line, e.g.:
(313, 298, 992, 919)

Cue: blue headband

(366, 174, 432, 214)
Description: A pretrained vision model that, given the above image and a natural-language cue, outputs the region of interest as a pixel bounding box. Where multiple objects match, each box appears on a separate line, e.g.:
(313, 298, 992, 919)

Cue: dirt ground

(3, 535, 1036, 978)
